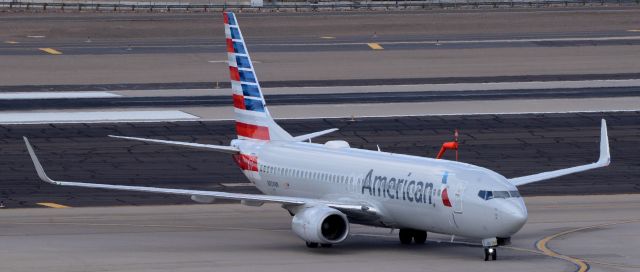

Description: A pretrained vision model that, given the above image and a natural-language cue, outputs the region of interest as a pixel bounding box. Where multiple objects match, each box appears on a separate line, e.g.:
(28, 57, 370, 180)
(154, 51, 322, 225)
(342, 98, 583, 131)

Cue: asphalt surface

(4, 73, 640, 92)
(0, 111, 637, 208)
(1, 8, 640, 86)
(1, 86, 639, 111)
(3, 32, 640, 55)
(1, 195, 638, 272)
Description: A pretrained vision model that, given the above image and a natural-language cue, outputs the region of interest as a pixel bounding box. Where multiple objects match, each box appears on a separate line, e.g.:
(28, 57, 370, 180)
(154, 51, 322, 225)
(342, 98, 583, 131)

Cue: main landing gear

(399, 229, 427, 244)
(483, 247, 497, 261)
(305, 242, 332, 248)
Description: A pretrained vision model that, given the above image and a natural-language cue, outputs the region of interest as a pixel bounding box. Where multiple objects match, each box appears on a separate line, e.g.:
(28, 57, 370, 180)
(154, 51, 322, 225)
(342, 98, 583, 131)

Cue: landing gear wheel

(399, 229, 413, 244)
(306, 242, 319, 248)
(413, 231, 427, 244)
(320, 243, 333, 248)
(484, 247, 497, 261)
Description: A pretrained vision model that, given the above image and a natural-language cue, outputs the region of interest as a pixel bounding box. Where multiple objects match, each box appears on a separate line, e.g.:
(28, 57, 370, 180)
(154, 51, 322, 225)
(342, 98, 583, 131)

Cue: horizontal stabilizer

(508, 119, 610, 186)
(109, 135, 239, 154)
(293, 128, 339, 142)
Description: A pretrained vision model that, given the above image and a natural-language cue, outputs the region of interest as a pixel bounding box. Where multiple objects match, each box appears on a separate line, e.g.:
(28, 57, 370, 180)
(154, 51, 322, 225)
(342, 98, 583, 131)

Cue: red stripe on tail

(223, 13, 229, 24)
(236, 122, 270, 140)
(226, 38, 234, 53)
(233, 94, 245, 109)
(229, 66, 240, 81)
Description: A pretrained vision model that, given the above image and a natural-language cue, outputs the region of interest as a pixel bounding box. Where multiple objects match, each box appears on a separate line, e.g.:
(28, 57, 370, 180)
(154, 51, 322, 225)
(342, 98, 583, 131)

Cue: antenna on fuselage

(436, 129, 459, 161)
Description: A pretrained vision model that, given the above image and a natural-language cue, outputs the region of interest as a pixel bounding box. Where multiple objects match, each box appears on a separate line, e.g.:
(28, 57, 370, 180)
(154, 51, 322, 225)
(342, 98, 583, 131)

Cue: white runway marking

(0, 91, 120, 100)
(0, 110, 198, 124)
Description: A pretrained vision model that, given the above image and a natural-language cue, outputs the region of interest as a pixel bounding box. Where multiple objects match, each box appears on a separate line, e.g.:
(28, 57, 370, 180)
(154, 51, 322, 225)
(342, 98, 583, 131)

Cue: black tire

(492, 249, 497, 260)
(413, 231, 427, 244)
(399, 229, 413, 244)
(320, 243, 333, 248)
(484, 248, 490, 261)
(306, 242, 319, 248)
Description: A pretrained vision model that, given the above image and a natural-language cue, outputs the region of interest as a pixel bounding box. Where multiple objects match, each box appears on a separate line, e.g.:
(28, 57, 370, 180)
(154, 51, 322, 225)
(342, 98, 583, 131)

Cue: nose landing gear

(484, 247, 497, 261)
(482, 237, 499, 261)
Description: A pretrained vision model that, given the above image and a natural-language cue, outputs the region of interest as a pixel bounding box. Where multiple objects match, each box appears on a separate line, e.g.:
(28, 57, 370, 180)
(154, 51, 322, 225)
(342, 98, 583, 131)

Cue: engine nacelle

(291, 206, 349, 244)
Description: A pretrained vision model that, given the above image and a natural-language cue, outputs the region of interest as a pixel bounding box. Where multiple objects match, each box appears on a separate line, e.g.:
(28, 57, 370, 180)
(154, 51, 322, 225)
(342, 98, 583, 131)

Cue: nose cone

(500, 200, 528, 236)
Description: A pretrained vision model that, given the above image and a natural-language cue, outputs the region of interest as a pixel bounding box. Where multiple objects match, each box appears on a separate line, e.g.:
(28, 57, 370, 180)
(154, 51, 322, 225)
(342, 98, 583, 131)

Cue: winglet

(508, 119, 611, 186)
(23, 137, 59, 185)
(598, 119, 611, 166)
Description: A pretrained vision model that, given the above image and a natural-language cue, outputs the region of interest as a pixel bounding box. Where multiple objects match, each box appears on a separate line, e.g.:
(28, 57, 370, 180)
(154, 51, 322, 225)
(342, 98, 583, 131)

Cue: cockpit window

(493, 191, 510, 199)
(478, 190, 521, 200)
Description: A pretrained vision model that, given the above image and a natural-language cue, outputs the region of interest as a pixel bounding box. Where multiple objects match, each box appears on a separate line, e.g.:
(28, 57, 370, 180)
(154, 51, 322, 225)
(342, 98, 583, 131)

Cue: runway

(0, 194, 638, 272)
(1, 86, 640, 111)
(1, 8, 640, 86)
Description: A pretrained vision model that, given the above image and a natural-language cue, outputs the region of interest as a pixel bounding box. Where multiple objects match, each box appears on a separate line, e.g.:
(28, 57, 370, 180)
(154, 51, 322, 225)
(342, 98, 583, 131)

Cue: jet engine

(291, 206, 349, 244)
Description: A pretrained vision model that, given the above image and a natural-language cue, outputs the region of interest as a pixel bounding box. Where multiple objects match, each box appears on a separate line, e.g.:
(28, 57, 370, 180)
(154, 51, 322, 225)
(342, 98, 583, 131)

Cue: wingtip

(22, 137, 57, 185)
(599, 118, 611, 166)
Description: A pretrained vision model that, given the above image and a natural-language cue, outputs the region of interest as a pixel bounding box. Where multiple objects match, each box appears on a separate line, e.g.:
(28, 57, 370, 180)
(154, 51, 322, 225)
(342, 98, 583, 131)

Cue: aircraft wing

(23, 137, 377, 217)
(108, 135, 239, 154)
(508, 119, 611, 187)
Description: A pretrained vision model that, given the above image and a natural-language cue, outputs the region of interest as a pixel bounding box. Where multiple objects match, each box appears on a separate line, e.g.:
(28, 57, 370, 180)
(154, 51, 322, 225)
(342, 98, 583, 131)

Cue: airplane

(23, 12, 611, 261)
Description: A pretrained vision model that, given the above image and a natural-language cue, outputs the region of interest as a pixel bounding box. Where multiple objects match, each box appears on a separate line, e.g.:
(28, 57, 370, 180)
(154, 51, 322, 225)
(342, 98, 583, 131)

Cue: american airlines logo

(361, 169, 435, 205)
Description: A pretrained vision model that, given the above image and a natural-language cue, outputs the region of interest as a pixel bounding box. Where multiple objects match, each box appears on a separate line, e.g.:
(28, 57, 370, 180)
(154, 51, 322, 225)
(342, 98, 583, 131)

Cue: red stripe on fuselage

(236, 122, 270, 140)
(442, 188, 452, 207)
(232, 154, 258, 171)
(233, 94, 245, 109)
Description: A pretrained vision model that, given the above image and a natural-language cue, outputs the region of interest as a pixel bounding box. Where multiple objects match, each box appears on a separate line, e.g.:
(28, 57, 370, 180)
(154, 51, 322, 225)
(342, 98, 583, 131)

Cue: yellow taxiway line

(37, 202, 70, 208)
(39, 48, 63, 55)
(536, 219, 640, 272)
(367, 43, 384, 50)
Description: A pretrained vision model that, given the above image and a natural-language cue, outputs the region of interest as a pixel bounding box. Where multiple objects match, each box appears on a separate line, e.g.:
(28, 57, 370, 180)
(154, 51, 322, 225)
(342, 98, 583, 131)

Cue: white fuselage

(232, 139, 528, 239)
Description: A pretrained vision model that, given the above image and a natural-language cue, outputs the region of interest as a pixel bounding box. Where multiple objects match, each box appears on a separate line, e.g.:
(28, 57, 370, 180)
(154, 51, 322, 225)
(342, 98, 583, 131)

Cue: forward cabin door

(453, 181, 465, 214)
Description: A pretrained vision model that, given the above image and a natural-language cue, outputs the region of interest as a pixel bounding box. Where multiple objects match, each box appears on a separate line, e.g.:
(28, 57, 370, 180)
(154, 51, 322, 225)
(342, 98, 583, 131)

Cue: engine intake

(291, 206, 349, 244)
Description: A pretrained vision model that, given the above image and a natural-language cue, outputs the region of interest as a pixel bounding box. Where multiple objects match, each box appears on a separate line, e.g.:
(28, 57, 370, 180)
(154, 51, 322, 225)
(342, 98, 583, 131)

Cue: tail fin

(224, 12, 292, 141)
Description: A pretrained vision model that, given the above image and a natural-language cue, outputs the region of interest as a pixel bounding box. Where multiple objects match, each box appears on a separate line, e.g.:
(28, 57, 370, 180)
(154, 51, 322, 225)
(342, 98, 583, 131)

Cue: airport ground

(1, 195, 639, 272)
(0, 7, 639, 272)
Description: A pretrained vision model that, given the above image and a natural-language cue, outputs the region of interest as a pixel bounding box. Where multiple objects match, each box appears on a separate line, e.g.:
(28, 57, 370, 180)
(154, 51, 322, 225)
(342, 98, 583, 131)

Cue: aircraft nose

(501, 201, 528, 233)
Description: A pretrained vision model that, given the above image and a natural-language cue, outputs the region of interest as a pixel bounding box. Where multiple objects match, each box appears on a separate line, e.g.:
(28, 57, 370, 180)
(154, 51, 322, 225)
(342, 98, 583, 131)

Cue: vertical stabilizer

(224, 12, 293, 141)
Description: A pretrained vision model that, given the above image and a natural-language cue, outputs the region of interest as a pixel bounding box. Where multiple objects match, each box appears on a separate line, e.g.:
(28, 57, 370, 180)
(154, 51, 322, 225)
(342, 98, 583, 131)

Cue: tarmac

(0, 194, 638, 272)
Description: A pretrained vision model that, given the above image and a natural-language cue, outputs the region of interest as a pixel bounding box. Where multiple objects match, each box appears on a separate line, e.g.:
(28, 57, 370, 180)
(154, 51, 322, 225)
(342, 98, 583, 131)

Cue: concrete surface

(0, 194, 638, 272)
